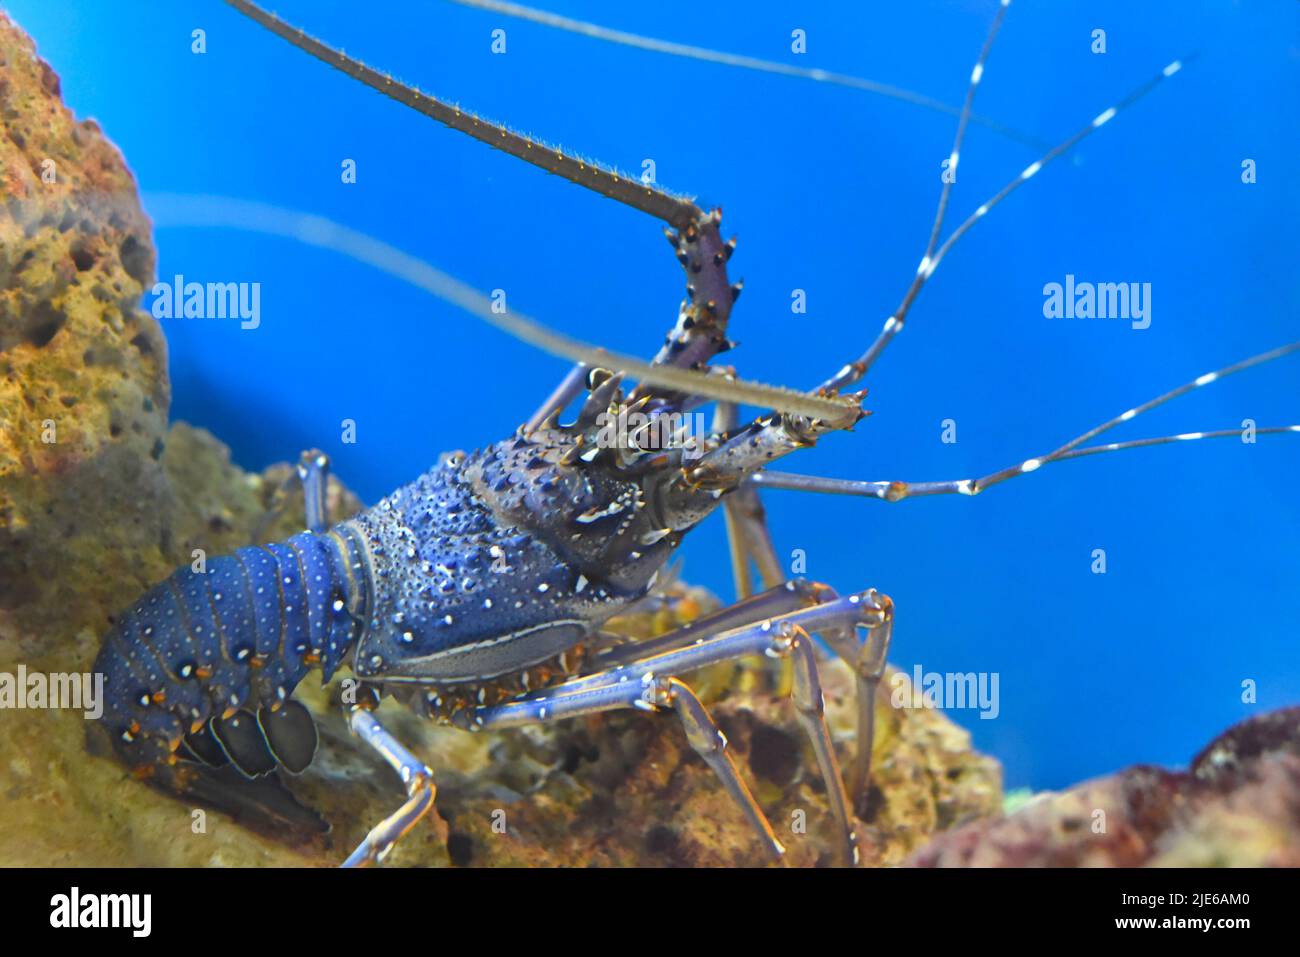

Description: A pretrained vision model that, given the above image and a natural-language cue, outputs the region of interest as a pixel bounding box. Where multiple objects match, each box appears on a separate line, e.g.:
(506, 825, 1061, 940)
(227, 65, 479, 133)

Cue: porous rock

(908, 707, 1300, 867)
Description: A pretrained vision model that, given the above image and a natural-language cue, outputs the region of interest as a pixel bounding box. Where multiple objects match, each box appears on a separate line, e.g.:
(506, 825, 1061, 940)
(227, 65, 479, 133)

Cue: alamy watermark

(150, 274, 261, 329)
(890, 664, 1000, 720)
(1043, 274, 1151, 330)
(594, 409, 709, 460)
(0, 665, 103, 719)
(50, 887, 150, 937)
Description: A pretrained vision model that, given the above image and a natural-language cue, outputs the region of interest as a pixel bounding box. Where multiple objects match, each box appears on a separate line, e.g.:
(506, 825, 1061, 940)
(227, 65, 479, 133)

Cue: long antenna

(223, 0, 703, 228)
(756, 341, 1300, 502)
(820, 1, 1192, 393)
(147, 193, 861, 426)
(446, 0, 1048, 150)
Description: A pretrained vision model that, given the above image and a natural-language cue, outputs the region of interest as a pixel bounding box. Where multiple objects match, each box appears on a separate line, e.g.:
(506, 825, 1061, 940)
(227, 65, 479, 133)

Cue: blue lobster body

(94, 419, 700, 810)
(348, 433, 676, 688)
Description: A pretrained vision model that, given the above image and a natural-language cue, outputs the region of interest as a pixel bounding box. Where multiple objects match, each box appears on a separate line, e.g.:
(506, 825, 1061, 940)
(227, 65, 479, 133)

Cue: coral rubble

(909, 707, 1300, 867)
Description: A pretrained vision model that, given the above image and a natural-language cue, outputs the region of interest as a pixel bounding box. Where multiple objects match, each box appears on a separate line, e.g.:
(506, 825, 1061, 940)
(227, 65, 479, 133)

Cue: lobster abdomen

(94, 529, 368, 780)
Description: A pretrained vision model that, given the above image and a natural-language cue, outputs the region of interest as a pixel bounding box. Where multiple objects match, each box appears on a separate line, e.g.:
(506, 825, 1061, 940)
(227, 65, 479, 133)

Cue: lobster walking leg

(658, 677, 785, 858)
(722, 482, 783, 595)
(595, 582, 878, 832)
(713, 402, 783, 599)
(342, 706, 438, 868)
(297, 450, 332, 534)
(251, 448, 333, 540)
(592, 578, 841, 668)
(457, 591, 888, 863)
(816, 596, 893, 814)
(786, 625, 857, 865)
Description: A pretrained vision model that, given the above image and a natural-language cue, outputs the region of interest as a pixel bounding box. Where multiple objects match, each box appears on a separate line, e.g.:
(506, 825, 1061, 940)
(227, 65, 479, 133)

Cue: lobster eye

(177, 659, 197, 680)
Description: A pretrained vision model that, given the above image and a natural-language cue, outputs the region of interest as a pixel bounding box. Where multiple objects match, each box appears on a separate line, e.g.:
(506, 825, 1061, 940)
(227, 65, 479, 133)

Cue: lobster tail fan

(169, 762, 330, 842)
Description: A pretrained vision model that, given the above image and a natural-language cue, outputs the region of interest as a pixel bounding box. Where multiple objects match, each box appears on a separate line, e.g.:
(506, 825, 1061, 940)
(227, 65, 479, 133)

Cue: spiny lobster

(92, 0, 1299, 866)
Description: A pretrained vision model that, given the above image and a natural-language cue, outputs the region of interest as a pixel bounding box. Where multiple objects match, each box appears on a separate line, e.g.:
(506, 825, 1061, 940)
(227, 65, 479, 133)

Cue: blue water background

(11, 0, 1299, 792)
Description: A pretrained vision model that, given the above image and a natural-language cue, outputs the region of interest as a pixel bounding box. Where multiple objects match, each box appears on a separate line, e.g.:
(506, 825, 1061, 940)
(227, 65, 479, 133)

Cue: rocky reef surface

(910, 707, 1300, 867)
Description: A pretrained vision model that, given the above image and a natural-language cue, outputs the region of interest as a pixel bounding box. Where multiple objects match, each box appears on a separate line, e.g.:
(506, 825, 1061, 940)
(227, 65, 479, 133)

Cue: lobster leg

(659, 677, 785, 858)
(342, 706, 438, 868)
(593, 578, 840, 668)
(818, 599, 893, 815)
(786, 625, 857, 865)
(296, 450, 332, 533)
(723, 482, 784, 595)
(713, 402, 784, 599)
(251, 448, 333, 539)
(460, 590, 890, 863)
